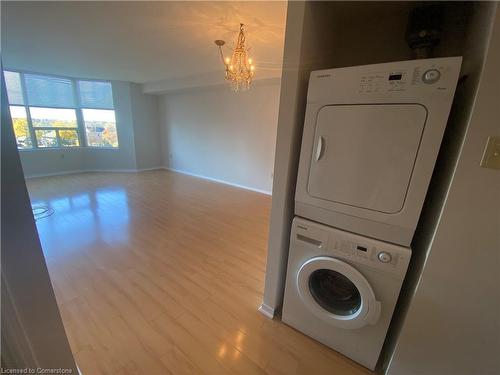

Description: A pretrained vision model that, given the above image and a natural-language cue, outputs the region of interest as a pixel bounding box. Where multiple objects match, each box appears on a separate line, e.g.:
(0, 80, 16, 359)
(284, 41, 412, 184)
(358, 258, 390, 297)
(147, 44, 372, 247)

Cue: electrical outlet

(480, 136, 500, 170)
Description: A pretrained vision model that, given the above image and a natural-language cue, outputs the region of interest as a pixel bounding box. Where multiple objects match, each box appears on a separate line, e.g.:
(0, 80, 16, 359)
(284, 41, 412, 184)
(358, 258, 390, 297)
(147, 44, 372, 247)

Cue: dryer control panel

(307, 56, 462, 103)
(357, 63, 452, 94)
(359, 70, 409, 93)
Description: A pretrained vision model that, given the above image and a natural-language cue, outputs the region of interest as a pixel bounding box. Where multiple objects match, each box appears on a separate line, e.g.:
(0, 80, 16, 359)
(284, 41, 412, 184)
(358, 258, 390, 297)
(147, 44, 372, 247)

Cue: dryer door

(297, 256, 381, 329)
(308, 104, 427, 214)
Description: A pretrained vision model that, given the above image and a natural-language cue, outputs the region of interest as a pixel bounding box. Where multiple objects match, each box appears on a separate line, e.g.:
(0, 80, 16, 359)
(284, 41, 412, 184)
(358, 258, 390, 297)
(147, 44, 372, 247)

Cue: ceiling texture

(1, 1, 287, 92)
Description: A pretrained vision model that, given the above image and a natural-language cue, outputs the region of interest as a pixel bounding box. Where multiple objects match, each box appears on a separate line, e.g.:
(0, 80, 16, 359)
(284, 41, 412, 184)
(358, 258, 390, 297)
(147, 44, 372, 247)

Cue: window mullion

(73, 78, 86, 147)
(55, 129, 62, 147)
(19, 72, 37, 149)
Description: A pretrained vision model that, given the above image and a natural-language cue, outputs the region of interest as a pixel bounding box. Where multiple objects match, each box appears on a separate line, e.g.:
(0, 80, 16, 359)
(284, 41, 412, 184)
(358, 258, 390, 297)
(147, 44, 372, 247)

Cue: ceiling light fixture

(215, 23, 255, 91)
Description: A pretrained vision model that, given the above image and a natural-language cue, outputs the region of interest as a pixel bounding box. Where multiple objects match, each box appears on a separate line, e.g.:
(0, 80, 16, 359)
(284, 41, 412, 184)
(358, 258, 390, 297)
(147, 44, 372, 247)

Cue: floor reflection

(31, 187, 130, 258)
(23, 172, 368, 375)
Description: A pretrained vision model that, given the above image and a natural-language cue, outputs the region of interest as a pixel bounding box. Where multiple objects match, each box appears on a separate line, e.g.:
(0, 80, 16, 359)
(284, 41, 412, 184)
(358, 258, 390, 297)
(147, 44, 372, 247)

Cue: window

(9, 106, 32, 149)
(3, 70, 119, 149)
(25, 73, 75, 108)
(30, 107, 79, 148)
(82, 109, 118, 147)
(5, 71, 24, 105)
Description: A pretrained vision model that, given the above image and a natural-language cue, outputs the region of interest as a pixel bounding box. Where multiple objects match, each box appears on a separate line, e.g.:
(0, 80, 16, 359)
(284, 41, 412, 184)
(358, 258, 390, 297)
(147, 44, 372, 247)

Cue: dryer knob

(378, 251, 392, 263)
(422, 69, 441, 84)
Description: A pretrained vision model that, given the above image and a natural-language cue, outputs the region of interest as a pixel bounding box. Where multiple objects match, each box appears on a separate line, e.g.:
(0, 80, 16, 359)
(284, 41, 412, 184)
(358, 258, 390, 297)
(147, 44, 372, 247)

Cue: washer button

(422, 69, 441, 84)
(378, 251, 392, 263)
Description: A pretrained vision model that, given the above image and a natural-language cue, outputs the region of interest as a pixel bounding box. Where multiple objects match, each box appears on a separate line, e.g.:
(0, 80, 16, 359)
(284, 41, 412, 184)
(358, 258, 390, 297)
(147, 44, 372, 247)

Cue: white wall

(19, 148, 86, 177)
(130, 82, 162, 170)
(387, 7, 500, 374)
(158, 81, 281, 194)
(19, 80, 163, 177)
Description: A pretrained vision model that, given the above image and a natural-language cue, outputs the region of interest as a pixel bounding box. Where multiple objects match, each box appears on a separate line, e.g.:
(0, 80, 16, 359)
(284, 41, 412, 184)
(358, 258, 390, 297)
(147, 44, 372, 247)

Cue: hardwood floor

(27, 170, 371, 375)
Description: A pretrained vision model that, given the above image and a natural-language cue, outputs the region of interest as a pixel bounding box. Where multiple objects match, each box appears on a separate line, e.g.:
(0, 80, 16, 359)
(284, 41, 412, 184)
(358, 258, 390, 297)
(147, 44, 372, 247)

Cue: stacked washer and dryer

(282, 57, 462, 370)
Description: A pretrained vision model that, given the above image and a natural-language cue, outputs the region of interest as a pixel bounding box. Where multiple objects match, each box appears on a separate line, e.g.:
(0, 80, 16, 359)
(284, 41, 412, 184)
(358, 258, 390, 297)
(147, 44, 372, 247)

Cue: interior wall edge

(142, 75, 282, 96)
(152, 77, 282, 98)
(262, 0, 308, 315)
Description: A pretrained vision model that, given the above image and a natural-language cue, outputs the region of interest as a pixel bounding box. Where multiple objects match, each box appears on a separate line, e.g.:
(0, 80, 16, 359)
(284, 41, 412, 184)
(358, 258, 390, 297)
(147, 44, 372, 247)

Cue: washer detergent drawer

(307, 104, 427, 214)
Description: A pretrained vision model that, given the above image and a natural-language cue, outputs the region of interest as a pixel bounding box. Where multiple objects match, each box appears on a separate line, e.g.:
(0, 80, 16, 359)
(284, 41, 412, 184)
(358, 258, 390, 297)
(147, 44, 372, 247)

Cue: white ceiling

(1, 1, 287, 87)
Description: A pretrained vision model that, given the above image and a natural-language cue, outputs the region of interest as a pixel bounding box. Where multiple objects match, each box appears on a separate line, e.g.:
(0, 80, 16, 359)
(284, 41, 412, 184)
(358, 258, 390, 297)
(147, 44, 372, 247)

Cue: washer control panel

(292, 217, 412, 276)
(333, 239, 400, 268)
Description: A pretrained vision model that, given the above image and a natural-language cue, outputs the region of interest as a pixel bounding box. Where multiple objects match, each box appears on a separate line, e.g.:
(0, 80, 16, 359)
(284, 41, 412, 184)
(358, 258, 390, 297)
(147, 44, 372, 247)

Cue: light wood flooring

(27, 170, 371, 375)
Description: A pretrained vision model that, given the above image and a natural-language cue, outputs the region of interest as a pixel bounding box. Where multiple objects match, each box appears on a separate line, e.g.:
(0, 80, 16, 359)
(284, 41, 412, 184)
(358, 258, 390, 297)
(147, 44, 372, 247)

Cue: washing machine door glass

(297, 256, 381, 329)
(309, 269, 361, 316)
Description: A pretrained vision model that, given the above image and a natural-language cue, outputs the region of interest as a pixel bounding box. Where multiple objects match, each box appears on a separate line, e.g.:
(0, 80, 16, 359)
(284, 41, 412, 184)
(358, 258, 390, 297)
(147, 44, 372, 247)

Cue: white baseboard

(25, 167, 164, 179)
(137, 166, 165, 172)
(24, 169, 88, 179)
(165, 167, 272, 196)
(258, 303, 276, 319)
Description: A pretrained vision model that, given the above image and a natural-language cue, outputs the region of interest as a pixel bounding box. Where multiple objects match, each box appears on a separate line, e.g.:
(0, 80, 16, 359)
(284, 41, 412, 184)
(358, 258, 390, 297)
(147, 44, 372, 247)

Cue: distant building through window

(4, 70, 119, 149)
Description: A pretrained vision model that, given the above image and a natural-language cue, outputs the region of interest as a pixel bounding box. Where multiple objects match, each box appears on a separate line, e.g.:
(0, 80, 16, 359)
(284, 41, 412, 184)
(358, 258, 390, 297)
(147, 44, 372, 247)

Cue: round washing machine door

(297, 256, 381, 329)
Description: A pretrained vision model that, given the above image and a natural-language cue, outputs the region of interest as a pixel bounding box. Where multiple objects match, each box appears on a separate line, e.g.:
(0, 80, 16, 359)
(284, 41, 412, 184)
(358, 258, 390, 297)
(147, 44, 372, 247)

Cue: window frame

(5, 69, 119, 151)
(28, 105, 80, 148)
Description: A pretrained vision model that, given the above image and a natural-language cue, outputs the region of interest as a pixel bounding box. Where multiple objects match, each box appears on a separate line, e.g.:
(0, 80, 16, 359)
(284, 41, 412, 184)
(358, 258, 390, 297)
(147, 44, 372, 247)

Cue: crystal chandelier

(215, 23, 255, 91)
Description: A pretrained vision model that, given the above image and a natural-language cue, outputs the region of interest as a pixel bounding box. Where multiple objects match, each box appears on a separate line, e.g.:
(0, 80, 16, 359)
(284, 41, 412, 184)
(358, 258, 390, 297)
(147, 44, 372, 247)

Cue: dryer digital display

(388, 74, 403, 80)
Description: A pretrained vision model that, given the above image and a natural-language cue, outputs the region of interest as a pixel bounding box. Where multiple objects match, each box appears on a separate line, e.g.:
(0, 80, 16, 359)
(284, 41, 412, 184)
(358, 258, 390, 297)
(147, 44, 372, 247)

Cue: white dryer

(282, 217, 411, 370)
(295, 57, 462, 246)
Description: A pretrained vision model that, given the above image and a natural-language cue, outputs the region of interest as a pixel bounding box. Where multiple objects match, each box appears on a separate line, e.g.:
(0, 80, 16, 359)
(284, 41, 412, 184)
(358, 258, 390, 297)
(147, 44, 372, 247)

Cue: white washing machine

(282, 217, 411, 370)
(295, 57, 462, 246)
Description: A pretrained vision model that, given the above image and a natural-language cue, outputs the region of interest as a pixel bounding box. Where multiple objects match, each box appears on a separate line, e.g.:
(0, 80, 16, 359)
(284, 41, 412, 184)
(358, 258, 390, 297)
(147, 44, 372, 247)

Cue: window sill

(85, 146, 120, 150)
(19, 147, 120, 152)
